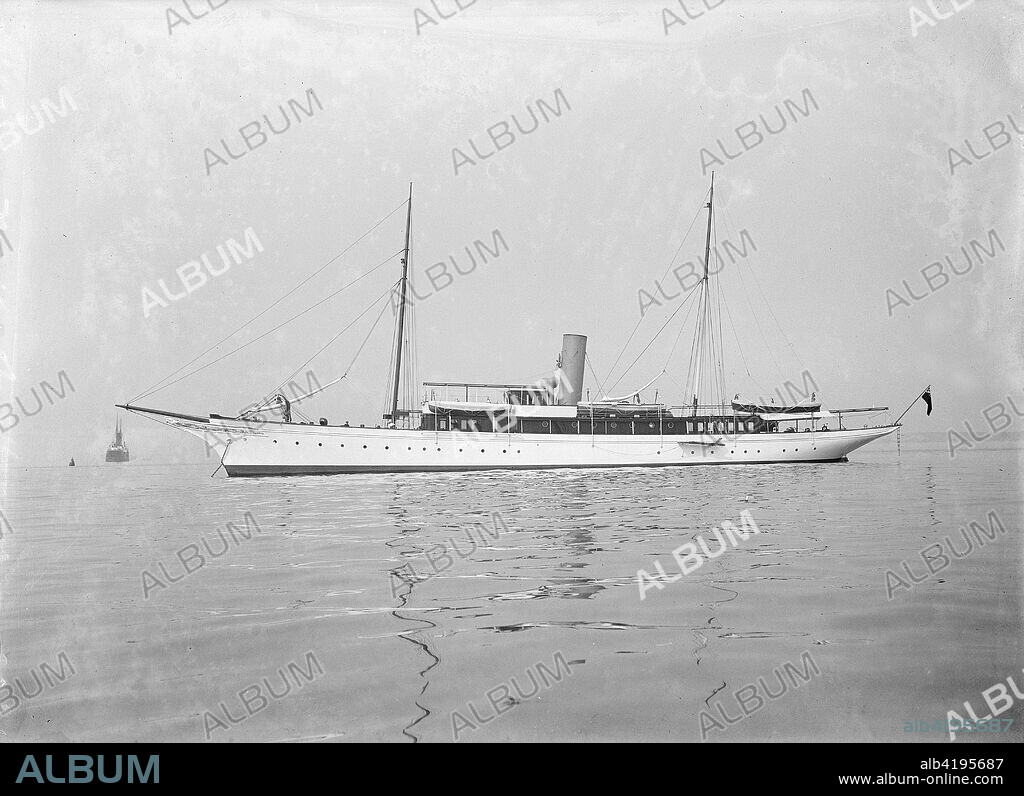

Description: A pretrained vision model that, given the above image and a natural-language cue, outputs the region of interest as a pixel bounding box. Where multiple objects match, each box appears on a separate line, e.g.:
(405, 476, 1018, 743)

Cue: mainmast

(389, 183, 413, 422)
(693, 172, 714, 408)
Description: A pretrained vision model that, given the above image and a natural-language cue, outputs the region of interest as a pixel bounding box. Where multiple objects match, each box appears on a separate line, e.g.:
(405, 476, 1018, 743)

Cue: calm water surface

(2, 434, 1021, 742)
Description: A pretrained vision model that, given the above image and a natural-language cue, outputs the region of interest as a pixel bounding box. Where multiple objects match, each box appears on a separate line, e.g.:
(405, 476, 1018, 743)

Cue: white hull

(186, 418, 897, 477)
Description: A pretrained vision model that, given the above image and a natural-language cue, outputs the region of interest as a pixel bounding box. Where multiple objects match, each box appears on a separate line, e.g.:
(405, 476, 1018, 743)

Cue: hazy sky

(1, 0, 1021, 466)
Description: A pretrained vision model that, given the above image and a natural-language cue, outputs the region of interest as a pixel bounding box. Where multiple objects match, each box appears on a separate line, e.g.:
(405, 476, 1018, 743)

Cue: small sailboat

(105, 418, 129, 463)
(68, 457, 75, 467)
(120, 177, 898, 476)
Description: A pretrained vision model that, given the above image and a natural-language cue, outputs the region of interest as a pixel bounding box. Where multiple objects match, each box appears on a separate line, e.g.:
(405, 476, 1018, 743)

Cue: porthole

(407, 447, 412, 451)
(744, 450, 748, 453)
(341, 443, 345, 447)
(502, 449, 507, 453)
(385, 446, 389, 450)
(757, 450, 761, 453)
(480, 449, 485, 453)
(362, 445, 367, 449)
(459, 448, 463, 452)
(542, 421, 549, 428)
(437, 448, 441, 452)
(611, 422, 618, 429)
(782, 449, 786, 452)
(795, 448, 799, 452)
(318, 443, 323, 447)
(295, 441, 299, 445)
(422, 447, 426, 451)
(667, 422, 675, 429)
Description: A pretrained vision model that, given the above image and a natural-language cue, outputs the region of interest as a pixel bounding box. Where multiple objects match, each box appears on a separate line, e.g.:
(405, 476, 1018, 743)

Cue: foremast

(387, 183, 414, 424)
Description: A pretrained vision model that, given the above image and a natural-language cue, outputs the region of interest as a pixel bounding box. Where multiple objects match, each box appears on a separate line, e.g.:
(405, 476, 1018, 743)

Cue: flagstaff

(893, 385, 933, 426)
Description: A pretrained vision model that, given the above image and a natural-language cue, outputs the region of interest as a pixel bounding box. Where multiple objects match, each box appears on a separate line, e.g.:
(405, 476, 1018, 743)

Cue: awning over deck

(424, 401, 578, 418)
(732, 401, 821, 414)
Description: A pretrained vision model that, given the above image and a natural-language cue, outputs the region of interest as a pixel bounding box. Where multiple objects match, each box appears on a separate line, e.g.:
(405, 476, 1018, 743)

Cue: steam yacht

(119, 178, 898, 476)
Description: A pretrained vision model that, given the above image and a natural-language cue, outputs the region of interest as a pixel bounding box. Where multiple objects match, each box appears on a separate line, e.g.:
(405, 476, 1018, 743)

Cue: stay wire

(143, 273, 402, 398)
(602, 186, 710, 389)
(584, 352, 606, 400)
(606, 285, 700, 396)
(132, 198, 409, 403)
(265, 283, 396, 404)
